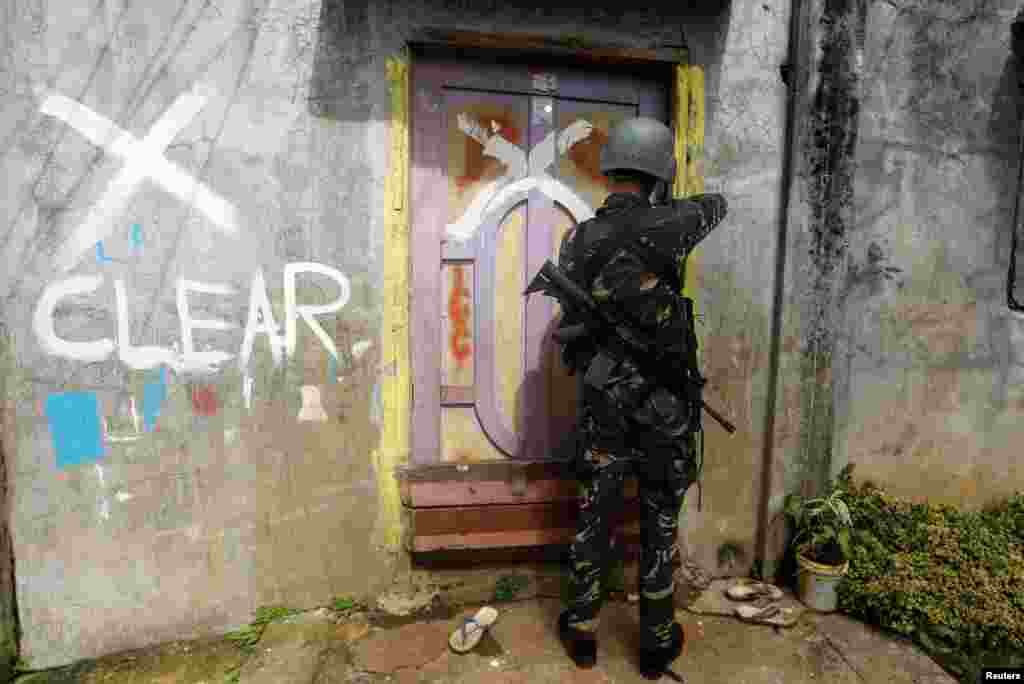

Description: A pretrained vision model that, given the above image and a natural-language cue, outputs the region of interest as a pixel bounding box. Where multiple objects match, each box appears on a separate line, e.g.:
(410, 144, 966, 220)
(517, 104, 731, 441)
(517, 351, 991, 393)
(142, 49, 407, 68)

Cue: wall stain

(796, 0, 867, 494)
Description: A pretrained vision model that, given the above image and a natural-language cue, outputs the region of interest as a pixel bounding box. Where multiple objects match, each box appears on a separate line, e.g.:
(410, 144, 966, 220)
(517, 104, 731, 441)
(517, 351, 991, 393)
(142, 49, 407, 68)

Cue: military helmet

(600, 117, 677, 184)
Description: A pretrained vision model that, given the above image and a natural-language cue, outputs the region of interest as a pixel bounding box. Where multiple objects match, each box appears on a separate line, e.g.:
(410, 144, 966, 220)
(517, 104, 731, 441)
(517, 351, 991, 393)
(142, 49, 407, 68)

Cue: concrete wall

(0, 0, 790, 668)
(1, 0, 392, 668)
(832, 0, 1024, 508)
(679, 0, 790, 575)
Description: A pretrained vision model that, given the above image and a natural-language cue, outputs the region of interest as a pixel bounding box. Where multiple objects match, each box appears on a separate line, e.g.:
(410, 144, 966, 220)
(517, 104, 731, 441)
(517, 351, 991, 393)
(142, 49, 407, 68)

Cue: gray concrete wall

(2, 0, 392, 667)
(678, 0, 790, 576)
(831, 0, 1024, 508)
(0, 0, 790, 667)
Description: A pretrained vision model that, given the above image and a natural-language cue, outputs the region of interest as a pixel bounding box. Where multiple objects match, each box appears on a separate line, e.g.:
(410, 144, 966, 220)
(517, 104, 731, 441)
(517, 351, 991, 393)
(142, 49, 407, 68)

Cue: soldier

(553, 117, 728, 679)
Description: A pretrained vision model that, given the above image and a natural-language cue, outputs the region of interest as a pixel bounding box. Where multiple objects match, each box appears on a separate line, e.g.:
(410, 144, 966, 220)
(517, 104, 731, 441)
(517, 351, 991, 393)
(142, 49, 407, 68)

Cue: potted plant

(783, 488, 853, 612)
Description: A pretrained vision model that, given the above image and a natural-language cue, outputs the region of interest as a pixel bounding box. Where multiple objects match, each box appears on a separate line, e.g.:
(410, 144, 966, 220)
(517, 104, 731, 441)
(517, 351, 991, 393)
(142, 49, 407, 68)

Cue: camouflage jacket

(557, 191, 728, 450)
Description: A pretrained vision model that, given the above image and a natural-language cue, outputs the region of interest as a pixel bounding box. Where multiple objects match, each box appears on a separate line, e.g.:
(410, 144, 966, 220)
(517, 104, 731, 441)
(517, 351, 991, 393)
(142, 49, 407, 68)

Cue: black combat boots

(637, 621, 685, 680)
(558, 611, 597, 668)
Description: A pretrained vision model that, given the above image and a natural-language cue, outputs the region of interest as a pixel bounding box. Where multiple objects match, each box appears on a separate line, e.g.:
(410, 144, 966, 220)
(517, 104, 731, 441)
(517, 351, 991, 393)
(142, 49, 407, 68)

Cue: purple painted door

(410, 54, 670, 466)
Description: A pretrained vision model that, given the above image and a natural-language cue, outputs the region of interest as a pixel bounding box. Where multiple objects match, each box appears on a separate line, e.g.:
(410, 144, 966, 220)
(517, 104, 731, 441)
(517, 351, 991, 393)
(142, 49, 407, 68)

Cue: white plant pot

(796, 551, 849, 612)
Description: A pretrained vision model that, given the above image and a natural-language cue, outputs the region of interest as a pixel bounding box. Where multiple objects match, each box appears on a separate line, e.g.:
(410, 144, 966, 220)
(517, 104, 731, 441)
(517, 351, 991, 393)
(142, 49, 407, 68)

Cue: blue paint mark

(130, 223, 143, 252)
(95, 241, 113, 263)
(142, 366, 167, 432)
(328, 355, 337, 384)
(45, 392, 104, 469)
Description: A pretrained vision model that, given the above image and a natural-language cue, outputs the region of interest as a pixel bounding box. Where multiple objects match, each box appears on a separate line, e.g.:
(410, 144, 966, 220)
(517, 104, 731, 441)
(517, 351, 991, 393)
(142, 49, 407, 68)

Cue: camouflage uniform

(557, 190, 728, 651)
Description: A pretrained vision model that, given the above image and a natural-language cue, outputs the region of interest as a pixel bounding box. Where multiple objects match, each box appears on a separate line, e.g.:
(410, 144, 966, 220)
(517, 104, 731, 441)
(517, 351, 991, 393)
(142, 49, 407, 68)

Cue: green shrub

(835, 466, 1024, 681)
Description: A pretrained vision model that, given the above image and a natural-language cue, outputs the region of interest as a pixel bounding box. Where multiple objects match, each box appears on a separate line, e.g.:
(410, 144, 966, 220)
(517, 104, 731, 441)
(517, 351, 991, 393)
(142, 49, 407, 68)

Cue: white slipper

(734, 603, 798, 627)
(724, 582, 783, 602)
(449, 606, 499, 653)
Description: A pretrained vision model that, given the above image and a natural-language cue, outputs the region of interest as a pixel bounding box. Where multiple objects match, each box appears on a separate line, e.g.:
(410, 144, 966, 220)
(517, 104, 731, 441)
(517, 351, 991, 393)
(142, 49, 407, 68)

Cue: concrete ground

(13, 586, 957, 684)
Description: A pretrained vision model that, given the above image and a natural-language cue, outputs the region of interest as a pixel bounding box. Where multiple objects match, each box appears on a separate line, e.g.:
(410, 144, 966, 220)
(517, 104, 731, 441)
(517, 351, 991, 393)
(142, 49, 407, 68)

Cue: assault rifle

(524, 259, 736, 434)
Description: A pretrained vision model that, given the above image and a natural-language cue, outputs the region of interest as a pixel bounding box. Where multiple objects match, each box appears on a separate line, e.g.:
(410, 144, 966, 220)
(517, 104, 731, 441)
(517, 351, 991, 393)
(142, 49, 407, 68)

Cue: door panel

(413, 55, 669, 469)
(411, 52, 670, 480)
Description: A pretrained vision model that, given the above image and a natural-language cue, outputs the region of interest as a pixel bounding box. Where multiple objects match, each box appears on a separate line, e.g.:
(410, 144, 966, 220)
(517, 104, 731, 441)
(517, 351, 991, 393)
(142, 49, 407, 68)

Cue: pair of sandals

(724, 582, 798, 627)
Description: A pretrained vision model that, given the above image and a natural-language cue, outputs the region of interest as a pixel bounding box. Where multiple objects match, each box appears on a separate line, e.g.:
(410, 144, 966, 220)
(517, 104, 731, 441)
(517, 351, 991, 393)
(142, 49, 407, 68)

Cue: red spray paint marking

(190, 385, 219, 416)
(449, 265, 472, 366)
(567, 127, 610, 188)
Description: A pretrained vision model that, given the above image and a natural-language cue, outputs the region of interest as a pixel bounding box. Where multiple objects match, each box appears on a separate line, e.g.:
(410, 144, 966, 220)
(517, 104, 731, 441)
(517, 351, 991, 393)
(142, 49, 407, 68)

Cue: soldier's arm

(670, 193, 729, 253)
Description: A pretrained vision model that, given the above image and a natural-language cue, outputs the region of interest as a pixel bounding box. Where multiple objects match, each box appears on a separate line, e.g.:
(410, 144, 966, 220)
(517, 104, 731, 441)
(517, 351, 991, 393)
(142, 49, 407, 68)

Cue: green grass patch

(223, 664, 242, 683)
(331, 596, 356, 612)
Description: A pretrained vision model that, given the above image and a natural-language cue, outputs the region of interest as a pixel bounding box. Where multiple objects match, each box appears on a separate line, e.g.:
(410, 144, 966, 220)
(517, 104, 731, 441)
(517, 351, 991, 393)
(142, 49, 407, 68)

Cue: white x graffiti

(39, 82, 240, 273)
(446, 115, 597, 242)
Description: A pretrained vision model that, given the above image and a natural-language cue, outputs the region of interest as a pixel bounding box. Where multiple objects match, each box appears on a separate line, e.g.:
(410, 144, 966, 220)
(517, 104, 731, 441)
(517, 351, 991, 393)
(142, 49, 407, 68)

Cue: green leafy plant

(836, 467, 1024, 684)
(494, 574, 530, 601)
(784, 484, 853, 566)
(717, 541, 745, 568)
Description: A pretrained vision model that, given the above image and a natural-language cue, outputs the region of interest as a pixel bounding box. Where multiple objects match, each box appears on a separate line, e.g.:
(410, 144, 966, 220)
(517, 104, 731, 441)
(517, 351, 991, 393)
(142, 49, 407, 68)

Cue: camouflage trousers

(564, 433, 697, 650)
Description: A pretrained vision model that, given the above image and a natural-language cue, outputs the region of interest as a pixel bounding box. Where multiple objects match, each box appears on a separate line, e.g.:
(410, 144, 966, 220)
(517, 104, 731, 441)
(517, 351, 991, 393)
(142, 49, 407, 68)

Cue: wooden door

(404, 51, 672, 551)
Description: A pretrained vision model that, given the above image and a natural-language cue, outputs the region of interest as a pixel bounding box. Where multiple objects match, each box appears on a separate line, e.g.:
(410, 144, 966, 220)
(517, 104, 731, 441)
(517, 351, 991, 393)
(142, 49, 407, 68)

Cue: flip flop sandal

(724, 582, 783, 602)
(734, 603, 798, 628)
(449, 606, 499, 653)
